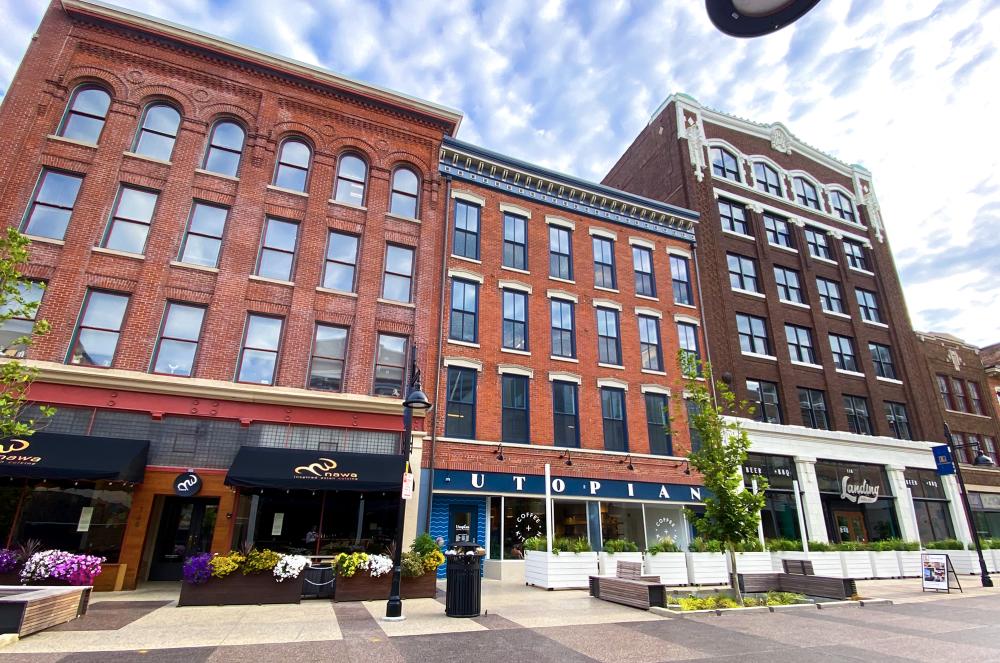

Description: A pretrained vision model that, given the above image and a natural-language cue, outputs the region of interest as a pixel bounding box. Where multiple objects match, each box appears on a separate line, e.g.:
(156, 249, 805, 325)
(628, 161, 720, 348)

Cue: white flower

(365, 554, 393, 577)
(273, 555, 310, 582)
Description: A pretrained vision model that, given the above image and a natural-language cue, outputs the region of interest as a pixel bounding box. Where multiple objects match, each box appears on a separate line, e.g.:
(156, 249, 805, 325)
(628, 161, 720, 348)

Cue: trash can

(445, 541, 485, 617)
(301, 563, 334, 599)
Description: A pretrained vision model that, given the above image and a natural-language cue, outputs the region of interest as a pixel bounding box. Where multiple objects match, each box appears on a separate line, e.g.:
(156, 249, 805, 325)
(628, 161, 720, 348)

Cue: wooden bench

(738, 572, 857, 600)
(0, 586, 91, 637)
(589, 561, 665, 610)
(782, 559, 815, 575)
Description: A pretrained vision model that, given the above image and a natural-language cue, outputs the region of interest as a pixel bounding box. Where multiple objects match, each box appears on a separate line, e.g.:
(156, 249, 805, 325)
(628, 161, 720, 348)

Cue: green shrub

(400, 551, 425, 578)
(765, 591, 803, 606)
(553, 537, 591, 554)
(602, 539, 639, 553)
(522, 536, 545, 552)
(925, 539, 964, 550)
(677, 594, 738, 611)
(807, 540, 835, 552)
(688, 537, 723, 553)
(411, 533, 439, 556)
(765, 538, 803, 552)
(870, 538, 919, 551)
(834, 541, 869, 552)
(980, 539, 1000, 550)
(647, 538, 681, 554)
(732, 539, 763, 552)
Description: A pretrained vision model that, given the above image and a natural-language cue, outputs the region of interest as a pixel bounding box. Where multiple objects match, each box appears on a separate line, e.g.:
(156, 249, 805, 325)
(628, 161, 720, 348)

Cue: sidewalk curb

(0, 633, 19, 649)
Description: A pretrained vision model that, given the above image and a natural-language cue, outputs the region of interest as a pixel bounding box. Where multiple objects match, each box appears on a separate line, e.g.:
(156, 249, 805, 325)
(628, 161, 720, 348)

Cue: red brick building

(0, 0, 460, 588)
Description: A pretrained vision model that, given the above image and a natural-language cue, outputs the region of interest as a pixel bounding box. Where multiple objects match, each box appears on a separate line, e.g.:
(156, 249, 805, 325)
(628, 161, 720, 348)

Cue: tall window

(323, 231, 359, 292)
(719, 200, 749, 235)
(389, 167, 419, 218)
(763, 213, 793, 248)
(804, 227, 831, 259)
(793, 177, 820, 209)
(453, 200, 481, 260)
(727, 253, 759, 292)
(550, 299, 575, 358)
(711, 147, 740, 181)
(600, 387, 628, 451)
(785, 324, 816, 364)
(843, 395, 872, 435)
(449, 279, 479, 343)
(829, 334, 858, 371)
(816, 277, 844, 313)
(747, 379, 782, 424)
(503, 213, 527, 271)
(22, 169, 83, 240)
(843, 240, 869, 270)
(0, 281, 44, 357)
(382, 244, 415, 303)
(69, 291, 129, 367)
(236, 314, 283, 385)
(202, 120, 245, 177)
(133, 103, 181, 161)
(645, 393, 672, 455)
(592, 236, 617, 289)
(152, 302, 205, 376)
(502, 289, 528, 351)
(736, 313, 770, 355)
(951, 377, 969, 412)
(969, 381, 985, 415)
(58, 86, 111, 143)
(444, 367, 476, 439)
(501, 374, 529, 444)
(273, 138, 311, 192)
(869, 342, 896, 379)
(670, 255, 692, 305)
(830, 191, 856, 223)
(856, 288, 882, 323)
(754, 162, 781, 195)
(373, 334, 407, 397)
(179, 202, 228, 268)
(549, 226, 573, 280)
(678, 322, 700, 372)
(798, 388, 829, 429)
(553, 381, 580, 448)
(885, 402, 912, 440)
(686, 399, 703, 452)
(309, 324, 347, 391)
(637, 315, 663, 371)
(255, 217, 299, 281)
(936, 374, 955, 410)
(774, 266, 803, 303)
(596, 308, 621, 365)
(632, 246, 655, 297)
(334, 154, 367, 205)
(102, 186, 159, 255)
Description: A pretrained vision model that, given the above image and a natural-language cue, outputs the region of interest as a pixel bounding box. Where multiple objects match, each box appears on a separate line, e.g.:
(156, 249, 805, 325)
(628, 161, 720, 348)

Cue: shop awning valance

(0, 432, 149, 483)
(225, 446, 406, 491)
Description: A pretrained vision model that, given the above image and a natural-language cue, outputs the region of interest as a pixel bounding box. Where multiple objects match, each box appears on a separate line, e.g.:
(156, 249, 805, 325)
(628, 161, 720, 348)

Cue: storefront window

(503, 497, 545, 559)
(817, 460, 897, 543)
(969, 492, 1000, 539)
(601, 502, 644, 548)
(905, 468, 954, 543)
(489, 496, 501, 559)
(744, 454, 800, 541)
(553, 501, 588, 541)
(644, 505, 688, 550)
(760, 493, 800, 540)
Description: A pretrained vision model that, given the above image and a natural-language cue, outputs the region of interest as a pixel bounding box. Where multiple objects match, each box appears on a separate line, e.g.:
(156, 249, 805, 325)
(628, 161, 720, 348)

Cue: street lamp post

(944, 423, 994, 588)
(385, 350, 433, 620)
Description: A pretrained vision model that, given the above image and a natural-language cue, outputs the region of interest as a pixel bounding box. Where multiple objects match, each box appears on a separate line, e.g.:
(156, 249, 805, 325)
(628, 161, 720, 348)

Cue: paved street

(2, 579, 999, 662)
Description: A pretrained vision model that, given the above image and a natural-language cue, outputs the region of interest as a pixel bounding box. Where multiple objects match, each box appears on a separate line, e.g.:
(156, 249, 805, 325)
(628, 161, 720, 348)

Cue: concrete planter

(839, 552, 874, 579)
(897, 551, 922, 577)
(644, 553, 688, 585)
(728, 552, 773, 575)
(524, 551, 598, 589)
(598, 552, 644, 576)
(685, 553, 727, 585)
(868, 551, 901, 578)
(932, 550, 977, 575)
(990, 549, 1000, 573)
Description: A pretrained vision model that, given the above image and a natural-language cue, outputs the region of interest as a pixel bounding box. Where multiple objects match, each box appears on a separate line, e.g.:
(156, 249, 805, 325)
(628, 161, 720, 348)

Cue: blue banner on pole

(932, 445, 955, 476)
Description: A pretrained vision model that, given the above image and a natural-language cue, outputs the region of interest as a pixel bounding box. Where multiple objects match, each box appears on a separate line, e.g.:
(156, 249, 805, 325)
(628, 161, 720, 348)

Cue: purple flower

(0, 549, 18, 574)
(182, 553, 213, 585)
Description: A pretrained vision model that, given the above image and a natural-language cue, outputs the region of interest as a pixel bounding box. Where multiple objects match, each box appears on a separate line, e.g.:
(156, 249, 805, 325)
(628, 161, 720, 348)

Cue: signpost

(921, 553, 962, 593)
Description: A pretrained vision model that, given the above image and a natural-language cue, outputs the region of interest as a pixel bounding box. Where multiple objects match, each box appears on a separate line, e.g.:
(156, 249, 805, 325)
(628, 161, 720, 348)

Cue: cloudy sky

(2, 0, 998, 345)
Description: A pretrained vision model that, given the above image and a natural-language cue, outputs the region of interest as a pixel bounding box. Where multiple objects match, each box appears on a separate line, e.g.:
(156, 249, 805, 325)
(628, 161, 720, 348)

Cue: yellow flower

(422, 549, 445, 571)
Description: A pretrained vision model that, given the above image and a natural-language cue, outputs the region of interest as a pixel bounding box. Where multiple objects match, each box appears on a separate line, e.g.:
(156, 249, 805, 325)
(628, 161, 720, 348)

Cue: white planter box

(868, 551, 901, 578)
(897, 551, 922, 577)
(524, 550, 598, 589)
(728, 552, 774, 575)
(778, 551, 845, 577)
(598, 552, 644, 576)
(840, 551, 873, 579)
(644, 553, 688, 586)
(934, 550, 977, 575)
(990, 550, 1000, 573)
(686, 552, 728, 585)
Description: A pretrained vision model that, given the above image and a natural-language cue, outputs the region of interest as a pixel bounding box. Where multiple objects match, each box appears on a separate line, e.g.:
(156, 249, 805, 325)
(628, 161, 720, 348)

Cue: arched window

(710, 147, 740, 181)
(273, 138, 311, 192)
(133, 103, 181, 161)
(753, 162, 781, 196)
(202, 120, 245, 177)
(389, 167, 419, 218)
(58, 85, 111, 143)
(793, 177, 820, 209)
(334, 154, 367, 205)
(830, 190, 856, 223)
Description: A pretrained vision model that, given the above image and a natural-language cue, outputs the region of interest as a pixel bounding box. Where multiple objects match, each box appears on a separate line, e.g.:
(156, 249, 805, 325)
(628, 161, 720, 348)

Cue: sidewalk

(856, 574, 1000, 604)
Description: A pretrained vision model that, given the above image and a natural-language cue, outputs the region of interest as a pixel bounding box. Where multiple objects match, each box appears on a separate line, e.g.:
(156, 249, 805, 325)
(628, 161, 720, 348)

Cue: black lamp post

(384, 350, 432, 620)
(944, 423, 994, 588)
(704, 0, 822, 38)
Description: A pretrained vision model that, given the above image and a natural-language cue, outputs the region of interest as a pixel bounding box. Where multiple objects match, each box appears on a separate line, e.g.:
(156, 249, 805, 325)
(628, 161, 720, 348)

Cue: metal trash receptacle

(445, 542, 484, 617)
(302, 563, 334, 599)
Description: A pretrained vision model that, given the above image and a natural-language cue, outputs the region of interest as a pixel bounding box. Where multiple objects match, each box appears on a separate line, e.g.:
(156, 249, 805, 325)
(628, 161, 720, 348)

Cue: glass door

(148, 496, 219, 581)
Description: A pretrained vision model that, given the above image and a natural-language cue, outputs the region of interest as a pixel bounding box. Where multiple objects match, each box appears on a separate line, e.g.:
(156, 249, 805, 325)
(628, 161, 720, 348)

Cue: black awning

(0, 432, 149, 483)
(225, 446, 406, 491)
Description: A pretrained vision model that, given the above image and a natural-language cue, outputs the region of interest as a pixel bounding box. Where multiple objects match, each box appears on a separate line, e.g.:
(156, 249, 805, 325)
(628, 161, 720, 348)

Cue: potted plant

(332, 552, 392, 601)
(869, 539, 917, 578)
(836, 541, 873, 579)
(685, 538, 728, 585)
(728, 539, 772, 575)
(18, 549, 105, 586)
(598, 538, 643, 576)
(523, 536, 597, 590)
(925, 539, 977, 575)
(644, 538, 688, 585)
(400, 533, 445, 599)
(178, 549, 309, 606)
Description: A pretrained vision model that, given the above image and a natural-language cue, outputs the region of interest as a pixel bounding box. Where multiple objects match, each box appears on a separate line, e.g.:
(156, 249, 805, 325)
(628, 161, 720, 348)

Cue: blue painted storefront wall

(429, 494, 487, 578)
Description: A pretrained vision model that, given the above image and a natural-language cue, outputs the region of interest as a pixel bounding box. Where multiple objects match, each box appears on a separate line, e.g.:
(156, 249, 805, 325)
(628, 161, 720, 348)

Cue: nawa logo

(840, 476, 879, 504)
(293, 457, 358, 481)
(0, 439, 41, 465)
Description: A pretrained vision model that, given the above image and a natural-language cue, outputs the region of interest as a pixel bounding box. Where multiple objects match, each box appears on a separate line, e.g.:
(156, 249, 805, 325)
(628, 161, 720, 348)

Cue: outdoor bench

(0, 585, 91, 636)
(589, 561, 666, 610)
(738, 572, 857, 600)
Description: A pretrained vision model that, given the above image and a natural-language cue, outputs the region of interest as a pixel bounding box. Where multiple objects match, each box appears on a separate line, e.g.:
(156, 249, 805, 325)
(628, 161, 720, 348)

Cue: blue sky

(2, 0, 998, 345)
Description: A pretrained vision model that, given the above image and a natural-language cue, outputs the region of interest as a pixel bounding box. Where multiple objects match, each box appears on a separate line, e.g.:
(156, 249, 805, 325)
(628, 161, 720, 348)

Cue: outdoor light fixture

(559, 450, 574, 467)
(494, 443, 505, 462)
(704, 0, 821, 38)
(619, 454, 635, 471)
(944, 423, 994, 588)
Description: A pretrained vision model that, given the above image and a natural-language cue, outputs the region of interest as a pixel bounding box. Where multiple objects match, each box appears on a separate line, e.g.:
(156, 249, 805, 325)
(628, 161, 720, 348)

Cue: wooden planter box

(728, 552, 773, 575)
(685, 553, 727, 585)
(868, 551, 901, 578)
(93, 563, 126, 592)
(401, 572, 438, 599)
(644, 553, 688, 586)
(524, 551, 598, 589)
(598, 552, 643, 576)
(334, 573, 391, 602)
(0, 571, 22, 585)
(839, 552, 873, 579)
(897, 551, 922, 577)
(178, 573, 304, 607)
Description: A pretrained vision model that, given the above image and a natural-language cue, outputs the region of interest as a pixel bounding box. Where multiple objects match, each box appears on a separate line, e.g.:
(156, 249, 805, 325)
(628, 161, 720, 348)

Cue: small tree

(0, 228, 53, 439)
(681, 357, 765, 605)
